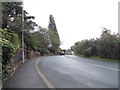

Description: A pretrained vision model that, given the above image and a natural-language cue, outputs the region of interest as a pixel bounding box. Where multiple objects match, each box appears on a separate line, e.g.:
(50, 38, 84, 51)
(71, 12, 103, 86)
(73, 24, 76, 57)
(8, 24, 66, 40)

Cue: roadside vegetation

(1, 2, 60, 84)
(1, 1, 119, 87)
(71, 28, 120, 62)
(76, 54, 119, 63)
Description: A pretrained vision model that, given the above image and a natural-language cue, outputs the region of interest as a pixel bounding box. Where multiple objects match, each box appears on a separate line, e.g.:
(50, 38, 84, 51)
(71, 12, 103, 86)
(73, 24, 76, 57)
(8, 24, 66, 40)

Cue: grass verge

(76, 54, 120, 63)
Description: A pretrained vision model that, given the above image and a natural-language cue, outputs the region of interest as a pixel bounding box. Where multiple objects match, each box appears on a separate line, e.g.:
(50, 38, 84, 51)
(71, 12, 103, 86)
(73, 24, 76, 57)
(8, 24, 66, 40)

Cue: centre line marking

(94, 64, 119, 71)
(64, 56, 119, 71)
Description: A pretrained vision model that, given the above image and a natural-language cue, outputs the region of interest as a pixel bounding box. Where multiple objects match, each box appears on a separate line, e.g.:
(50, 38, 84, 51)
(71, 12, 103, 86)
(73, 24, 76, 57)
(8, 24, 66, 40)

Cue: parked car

(59, 51, 64, 55)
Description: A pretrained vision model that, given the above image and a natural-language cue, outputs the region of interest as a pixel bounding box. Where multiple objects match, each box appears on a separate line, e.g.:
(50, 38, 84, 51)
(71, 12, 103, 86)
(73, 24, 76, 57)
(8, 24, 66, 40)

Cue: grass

(76, 54, 120, 63)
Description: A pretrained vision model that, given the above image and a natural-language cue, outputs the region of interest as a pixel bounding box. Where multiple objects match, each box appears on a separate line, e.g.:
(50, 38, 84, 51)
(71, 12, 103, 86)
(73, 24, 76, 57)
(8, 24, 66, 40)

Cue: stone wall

(6, 49, 41, 77)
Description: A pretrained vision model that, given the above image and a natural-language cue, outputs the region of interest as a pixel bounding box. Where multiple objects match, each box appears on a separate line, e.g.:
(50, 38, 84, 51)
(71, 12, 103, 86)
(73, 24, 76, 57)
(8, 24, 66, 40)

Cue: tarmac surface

(3, 55, 119, 88)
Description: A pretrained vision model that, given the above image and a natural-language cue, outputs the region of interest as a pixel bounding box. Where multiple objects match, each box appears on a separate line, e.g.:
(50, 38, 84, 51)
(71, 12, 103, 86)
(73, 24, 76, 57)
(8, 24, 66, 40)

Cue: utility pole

(22, 1, 25, 63)
(118, 2, 120, 61)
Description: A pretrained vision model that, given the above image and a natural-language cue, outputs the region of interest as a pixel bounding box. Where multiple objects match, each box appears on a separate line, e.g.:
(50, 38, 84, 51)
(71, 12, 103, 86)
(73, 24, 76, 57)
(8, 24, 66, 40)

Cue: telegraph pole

(22, 1, 25, 63)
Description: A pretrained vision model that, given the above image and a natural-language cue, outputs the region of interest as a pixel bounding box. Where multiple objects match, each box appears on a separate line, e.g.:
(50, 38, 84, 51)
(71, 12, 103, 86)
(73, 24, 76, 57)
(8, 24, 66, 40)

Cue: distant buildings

(65, 49, 73, 55)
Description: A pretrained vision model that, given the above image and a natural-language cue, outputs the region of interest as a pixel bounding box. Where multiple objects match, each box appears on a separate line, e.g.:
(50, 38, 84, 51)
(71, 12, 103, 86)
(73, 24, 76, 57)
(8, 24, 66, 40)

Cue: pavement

(3, 55, 119, 88)
(3, 57, 47, 88)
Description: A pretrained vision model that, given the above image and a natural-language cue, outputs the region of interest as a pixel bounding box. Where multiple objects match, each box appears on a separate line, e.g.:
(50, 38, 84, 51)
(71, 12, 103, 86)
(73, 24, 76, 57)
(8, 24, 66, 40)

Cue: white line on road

(94, 64, 119, 71)
(64, 56, 119, 71)
(35, 60, 55, 89)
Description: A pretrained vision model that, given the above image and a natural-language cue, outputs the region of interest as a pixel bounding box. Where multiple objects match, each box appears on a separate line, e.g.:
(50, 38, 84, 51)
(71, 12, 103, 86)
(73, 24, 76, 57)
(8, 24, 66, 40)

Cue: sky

(23, 0, 119, 50)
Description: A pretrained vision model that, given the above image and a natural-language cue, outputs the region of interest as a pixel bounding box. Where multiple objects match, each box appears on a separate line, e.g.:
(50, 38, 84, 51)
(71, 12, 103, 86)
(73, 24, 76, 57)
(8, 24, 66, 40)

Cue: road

(3, 55, 119, 88)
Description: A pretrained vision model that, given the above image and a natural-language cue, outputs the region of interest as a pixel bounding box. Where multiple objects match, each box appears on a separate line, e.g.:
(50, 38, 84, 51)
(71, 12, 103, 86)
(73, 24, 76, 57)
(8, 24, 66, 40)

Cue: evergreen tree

(48, 15, 57, 32)
(48, 15, 60, 54)
(48, 15, 60, 40)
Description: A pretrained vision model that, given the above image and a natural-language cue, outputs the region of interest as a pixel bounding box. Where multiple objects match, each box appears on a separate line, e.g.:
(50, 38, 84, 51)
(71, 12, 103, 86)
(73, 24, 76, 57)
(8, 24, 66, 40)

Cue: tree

(31, 31, 49, 55)
(2, 2, 38, 50)
(1, 2, 40, 83)
(97, 28, 120, 59)
(39, 27, 50, 47)
(72, 27, 120, 60)
(48, 15, 60, 54)
(2, 2, 22, 29)
(48, 29, 60, 54)
(48, 15, 57, 32)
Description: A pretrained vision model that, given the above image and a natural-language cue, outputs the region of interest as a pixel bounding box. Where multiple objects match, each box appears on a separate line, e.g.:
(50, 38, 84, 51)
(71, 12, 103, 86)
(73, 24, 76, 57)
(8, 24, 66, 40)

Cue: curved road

(3, 55, 119, 88)
(38, 55, 118, 88)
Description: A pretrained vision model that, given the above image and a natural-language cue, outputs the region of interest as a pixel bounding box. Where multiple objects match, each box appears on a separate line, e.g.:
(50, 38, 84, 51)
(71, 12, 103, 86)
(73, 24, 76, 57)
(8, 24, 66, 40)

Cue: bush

(0, 28, 17, 83)
(84, 47, 92, 57)
(72, 28, 120, 60)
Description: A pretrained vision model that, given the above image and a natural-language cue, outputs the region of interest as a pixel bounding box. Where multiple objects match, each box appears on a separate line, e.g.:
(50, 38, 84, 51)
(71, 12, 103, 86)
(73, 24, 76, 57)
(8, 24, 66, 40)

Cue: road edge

(35, 60, 55, 89)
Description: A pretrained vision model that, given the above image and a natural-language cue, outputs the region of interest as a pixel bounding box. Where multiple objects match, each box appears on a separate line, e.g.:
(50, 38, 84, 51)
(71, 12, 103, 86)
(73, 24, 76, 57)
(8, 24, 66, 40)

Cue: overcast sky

(23, 0, 119, 50)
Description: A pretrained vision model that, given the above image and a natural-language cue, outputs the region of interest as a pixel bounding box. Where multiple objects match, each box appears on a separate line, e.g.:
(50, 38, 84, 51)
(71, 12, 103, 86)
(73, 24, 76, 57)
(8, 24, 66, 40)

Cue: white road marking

(64, 56, 119, 71)
(94, 64, 119, 71)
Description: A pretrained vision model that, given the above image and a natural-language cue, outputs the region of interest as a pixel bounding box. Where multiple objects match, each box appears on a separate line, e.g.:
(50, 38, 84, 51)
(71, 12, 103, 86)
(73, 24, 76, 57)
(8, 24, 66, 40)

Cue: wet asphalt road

(39, 55, 118, 88)
(3, 55, 119, 88)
